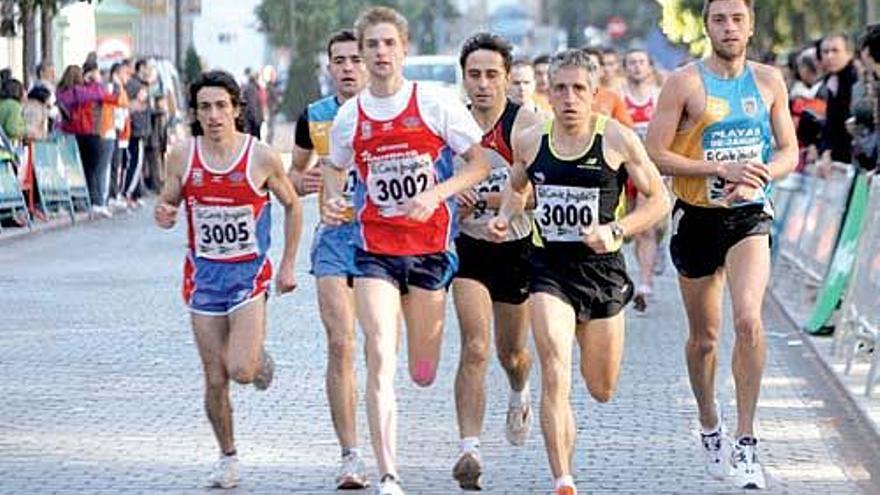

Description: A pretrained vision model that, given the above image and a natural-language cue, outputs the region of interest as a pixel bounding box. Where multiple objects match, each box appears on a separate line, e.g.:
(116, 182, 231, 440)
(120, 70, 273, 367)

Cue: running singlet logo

(536, 184, 599, 242)
(192, 203, 258, 260)
(704, 125, 766, 206)
(365, 149, 435, 217)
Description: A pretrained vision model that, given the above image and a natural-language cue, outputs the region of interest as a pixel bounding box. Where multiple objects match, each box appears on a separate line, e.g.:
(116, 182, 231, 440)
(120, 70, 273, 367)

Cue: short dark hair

(863, 24, 880, 64)
(134, 58, 148, 73)
(580, 46, 603, 60)
(188, 70, 246, 136)
(820, 33, 852, 53)
(0, 78, 23, 101)
(35, 60, 52, 79)
(533, 54, 550, 66)
(110, 62, 123, 77)
(702, 0, 754, 23)
(511, 57, 533, 69)
(327, 29, 357, 59)
(622, 49, 652, 68)
(459, 32, 513, 73)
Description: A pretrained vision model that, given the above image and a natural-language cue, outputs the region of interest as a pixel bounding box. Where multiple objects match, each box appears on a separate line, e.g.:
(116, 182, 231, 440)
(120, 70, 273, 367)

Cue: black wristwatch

(609, 221, 626, 242)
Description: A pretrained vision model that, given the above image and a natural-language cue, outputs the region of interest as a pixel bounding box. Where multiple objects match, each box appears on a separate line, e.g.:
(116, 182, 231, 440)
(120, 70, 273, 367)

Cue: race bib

(366, 153, 435, 217)
(535, 185, 599, 242)
(193, 204, 258, 260)
(704, 130, 765, 206)
(469, 167, 509, 222)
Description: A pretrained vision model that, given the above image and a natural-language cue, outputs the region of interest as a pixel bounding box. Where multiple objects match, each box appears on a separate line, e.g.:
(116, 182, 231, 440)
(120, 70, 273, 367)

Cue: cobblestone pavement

(1, 198, 879, 495)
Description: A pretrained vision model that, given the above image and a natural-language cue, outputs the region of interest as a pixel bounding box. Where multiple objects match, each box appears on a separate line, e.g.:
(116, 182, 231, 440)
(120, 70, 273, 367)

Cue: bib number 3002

(536, 185, 599, 242)
(193, 204, 258, 260)
(367, 153, 435, 217)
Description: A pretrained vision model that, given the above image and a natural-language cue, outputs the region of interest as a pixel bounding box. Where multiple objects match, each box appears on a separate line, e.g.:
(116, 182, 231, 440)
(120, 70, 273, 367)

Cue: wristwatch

(609, 221, 626, 242)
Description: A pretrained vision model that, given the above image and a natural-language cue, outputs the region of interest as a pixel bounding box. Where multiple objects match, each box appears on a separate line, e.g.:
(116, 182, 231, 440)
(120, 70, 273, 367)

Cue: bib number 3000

(536, 185, 599, 242)
(193, 204, 258, 260)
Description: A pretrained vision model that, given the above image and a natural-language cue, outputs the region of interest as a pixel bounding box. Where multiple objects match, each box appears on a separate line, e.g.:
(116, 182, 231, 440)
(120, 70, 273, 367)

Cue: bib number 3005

(536, 185, 599, 242)
(193, 204, 258, 260)
(367, 153, 435, 217)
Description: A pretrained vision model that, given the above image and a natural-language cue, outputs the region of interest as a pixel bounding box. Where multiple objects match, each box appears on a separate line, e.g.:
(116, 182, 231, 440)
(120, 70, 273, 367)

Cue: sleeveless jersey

(308, 96, 357, 218)
(182, 135, 271, 263)
(670, 61, 773, 209)
(624, 90, 657, 141)
(459, 99, 531, 242)
(527, 115, 628, 256)
(351, 83, 457, 256)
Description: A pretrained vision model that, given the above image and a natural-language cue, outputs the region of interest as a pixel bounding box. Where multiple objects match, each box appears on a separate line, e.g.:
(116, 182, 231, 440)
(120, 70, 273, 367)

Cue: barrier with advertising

(0, 160, 27, 227)
(31, 140, 74, 217)
(56, 134, 91, 211)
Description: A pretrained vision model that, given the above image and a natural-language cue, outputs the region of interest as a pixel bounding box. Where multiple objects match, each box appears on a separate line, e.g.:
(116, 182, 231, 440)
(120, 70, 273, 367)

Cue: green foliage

(183, 44, 202, 85)
(658, 0, 859, 57)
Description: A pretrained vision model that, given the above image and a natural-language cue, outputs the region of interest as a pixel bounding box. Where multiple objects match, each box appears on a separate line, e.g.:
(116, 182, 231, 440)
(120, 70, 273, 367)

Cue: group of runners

(154, 0, 798, 493)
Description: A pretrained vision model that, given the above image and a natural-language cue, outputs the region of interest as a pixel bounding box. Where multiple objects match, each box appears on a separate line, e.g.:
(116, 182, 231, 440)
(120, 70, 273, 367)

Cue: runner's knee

(410, 359, 436, 387)
(228, 362, 258, 384)
(461, 335, 490, 369)
(687, 333, 719, 357)
(497, 345, 529, 373)
(327, 332, 356, 366)
(585, 377, 617, 403)
(733, 314, 763, 344)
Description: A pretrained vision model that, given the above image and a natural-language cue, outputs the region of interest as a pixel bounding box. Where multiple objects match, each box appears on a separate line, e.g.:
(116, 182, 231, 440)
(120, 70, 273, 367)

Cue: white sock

(509, 383, 530, 407)
(555, 475, 575, 488)
(700, 402, 722, 436)
(460, 436, 480, 454)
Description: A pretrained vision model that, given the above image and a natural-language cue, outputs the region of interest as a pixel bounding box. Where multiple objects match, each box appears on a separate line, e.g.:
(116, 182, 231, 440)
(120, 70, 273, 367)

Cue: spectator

(817, 33, 859, 166)
(242, 67, 264, 139)
(124, 58, 152, 207)
(143, 62, 166, 192)
(108, 62, 131, 209)
(56, 62, 117, 217)
(0, 78, 26, 142)
(23, 85, 51, 141)
(790, 47, 827, 171)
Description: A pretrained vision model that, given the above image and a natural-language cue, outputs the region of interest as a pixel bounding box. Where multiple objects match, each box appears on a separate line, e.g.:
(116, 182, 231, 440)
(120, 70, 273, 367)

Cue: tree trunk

(21, 1, 35, 87)
(39, 3, 52, 65)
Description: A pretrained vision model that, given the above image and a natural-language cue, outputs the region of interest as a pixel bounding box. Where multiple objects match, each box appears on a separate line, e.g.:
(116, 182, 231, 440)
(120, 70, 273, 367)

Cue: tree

(183, 44, 202, 85)
(658, 0, 859, 57)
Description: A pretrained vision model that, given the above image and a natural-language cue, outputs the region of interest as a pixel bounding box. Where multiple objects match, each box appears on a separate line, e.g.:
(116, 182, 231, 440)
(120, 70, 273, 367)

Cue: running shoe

(207, 454, 239, 489)
(336, 451, 369, 489)
(452, 450, 483, 491)
(732, 437, 767, 489)
(252, 348, 274, 391)
(505, 399, 533, 446)
(555, 484, 577, 495)
(378, 474, 405, 495)
(700, 403, 732, 480)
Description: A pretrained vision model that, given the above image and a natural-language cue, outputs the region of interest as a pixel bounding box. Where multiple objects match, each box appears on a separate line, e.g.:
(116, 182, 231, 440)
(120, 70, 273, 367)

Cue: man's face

(821, 36, 852, 74)
(624, 51, 652, 84)
(508, 64, 536, 106)
(44, 64, 55, 82)
(196, 87, 240, 140)
(704, 0, 753, 61)
(362, 23, 407, 81)
(549, 66, 594, 127)
(462, 49, 508, 111)
(328, 40, 366, 99)
(534, 62, 550, 94)
(600, 52, 620, 83)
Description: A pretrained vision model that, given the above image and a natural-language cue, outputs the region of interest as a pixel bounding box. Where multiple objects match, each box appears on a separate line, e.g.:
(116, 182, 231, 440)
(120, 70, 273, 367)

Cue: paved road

(1, 198, 878, 494)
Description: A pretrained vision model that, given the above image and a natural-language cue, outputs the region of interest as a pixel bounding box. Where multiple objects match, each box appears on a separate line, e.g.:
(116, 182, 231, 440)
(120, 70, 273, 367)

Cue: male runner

(599, 46, 625, 95)
(490, 49, 669, 495)
(581, 47, 634, 127)
(645, 0, 798, 489)
(451, 32, 543, 491)
(533, 54, 553, 114)
(288, 29, 370, 489)
(322, 7, 490, 495)
(508, 58, 540, 114)
(154, 70, 302, 488)
(622, 49, 664, 312)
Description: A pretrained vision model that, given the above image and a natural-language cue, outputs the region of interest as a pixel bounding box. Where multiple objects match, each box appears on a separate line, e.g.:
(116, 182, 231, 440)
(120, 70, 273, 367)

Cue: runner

(154, 70, 302, 489)
(322, 7, 490, 495)
(489, 49, 669, 495)
(287, 29, 370, 489)
(622, 49, 665, 312)
(645, 0, 798, 489)
(581, 47, 634, 128)
(599, 46, 626, 95)
(508, 57, 543, 117)
(451, 32, 543, 491)
(533, 54, 554, 115)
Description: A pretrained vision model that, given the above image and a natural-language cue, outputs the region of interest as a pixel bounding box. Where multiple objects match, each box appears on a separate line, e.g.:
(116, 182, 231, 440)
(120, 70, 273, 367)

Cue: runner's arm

(498, 123, 541, 220)
(613, 122, 670, 237)
(288, 111, 321, 195)
(433, 143, 491, 201)
(765, 68, 798, 181)
(263, 147, 303, 269)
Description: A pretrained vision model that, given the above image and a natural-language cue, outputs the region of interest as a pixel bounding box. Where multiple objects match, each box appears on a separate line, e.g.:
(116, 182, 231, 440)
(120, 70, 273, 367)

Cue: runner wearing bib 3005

(323, 8, 490, 495)
(489, 50, 669, 495)
(645, 0, 798, 489)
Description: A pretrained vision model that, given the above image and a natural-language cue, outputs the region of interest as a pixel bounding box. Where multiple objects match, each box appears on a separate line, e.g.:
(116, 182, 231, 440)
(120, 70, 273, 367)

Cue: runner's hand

(718, 162, 770, 189)
(297, 167, 322, 196)
(154, 202, 178, 229)
(582, 224, 622, 254)
(322, 197, 348, 226)
(487, 215, 509, 242)
(404, 189, 441, 222)
(275, 259, 297, 294)
(724, 183, 761, 205)
(456, 189, 478, 218)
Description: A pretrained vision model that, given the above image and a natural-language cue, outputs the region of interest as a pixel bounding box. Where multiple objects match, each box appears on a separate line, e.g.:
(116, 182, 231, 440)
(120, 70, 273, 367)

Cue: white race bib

(469, 167, 509, 222)
(366, 153, 435, 217)
(535, 185, 599, 242)
(193, 204, 258, 260)
(704, 142, 765, 206)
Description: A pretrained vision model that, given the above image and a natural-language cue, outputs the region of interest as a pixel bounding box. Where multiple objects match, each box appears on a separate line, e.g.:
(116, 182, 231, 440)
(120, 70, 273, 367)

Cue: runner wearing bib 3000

(489, 50, 669, 495)
(645, 0, 798, 489)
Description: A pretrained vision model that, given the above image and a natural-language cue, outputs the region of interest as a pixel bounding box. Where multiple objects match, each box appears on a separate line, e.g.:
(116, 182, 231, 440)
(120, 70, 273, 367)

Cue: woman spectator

(0, 78, 26, 142)
(56, 62, 118, 218)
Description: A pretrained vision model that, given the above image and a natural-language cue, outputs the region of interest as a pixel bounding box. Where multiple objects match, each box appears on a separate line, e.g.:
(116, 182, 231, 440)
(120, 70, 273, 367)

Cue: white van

(403, 55, 464, 101)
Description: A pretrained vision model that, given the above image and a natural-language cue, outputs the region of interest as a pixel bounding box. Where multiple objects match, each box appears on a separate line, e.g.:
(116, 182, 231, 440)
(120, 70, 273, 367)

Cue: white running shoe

(207, 454, 239, 489)
(505, 399, 533, 446)
(252, 348, 274, 391)
(699, 404, 732, 480)
(732, 437, 767, 489)
(452, 450, 483, 491)
(377, 474, 405, 495)
(336, 451, 369, 489)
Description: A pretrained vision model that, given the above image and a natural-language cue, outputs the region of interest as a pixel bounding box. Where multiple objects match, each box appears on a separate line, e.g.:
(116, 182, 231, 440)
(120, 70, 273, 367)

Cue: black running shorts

(455, 233, 532, 305)
(529, 249, 634, 323)
(669, 200, 772, 279)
